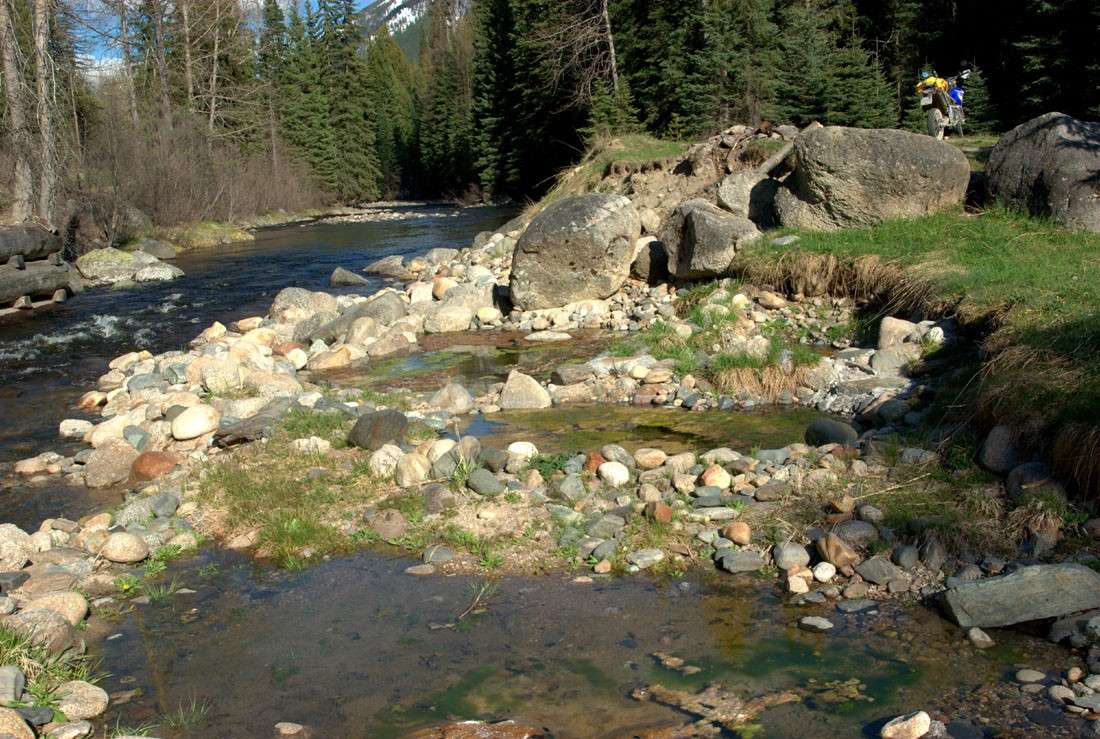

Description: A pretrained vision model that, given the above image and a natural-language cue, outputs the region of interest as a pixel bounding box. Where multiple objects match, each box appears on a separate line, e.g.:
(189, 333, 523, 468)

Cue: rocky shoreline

(2, 125, 1100, 738)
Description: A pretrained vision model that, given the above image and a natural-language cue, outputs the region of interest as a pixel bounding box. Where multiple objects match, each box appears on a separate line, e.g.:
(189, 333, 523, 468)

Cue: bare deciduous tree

(0, 0, 35, 222)
(532, 0, 620, 107)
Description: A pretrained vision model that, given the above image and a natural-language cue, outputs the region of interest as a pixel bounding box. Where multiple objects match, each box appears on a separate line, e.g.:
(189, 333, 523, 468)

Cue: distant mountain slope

(361, 0, 430, 35)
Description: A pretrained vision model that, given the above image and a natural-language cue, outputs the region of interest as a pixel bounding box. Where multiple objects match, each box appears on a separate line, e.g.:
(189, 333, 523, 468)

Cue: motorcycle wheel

(926, 108, 945, 140)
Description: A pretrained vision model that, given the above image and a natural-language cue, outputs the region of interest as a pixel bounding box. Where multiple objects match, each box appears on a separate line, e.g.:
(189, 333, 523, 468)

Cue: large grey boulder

(775, 126, 970, 230)
(987, 112, 1100, 233)
(943, 564, 1100, 628)
(717, 171, 780, 227)
(509, 194, 640, 310)
(658, 199, 760, 279)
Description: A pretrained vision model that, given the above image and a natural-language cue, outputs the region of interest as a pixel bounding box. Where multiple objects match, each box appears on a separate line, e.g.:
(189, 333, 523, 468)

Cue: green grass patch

(742, 207, 1100, 443)
(0, 626, 99, 709)
(200, 437, 387, 568)
(277, 408, 353, 445)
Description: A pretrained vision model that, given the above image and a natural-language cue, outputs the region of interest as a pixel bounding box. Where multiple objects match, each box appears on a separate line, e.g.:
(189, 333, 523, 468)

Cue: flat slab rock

(943, 563, 1100, 629)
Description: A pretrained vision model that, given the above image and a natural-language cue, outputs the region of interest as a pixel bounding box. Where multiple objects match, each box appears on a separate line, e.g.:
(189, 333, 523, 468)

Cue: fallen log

(0, 261, 75, 304)
(0, 224, 62, 261)
(758, 121, 822, 178)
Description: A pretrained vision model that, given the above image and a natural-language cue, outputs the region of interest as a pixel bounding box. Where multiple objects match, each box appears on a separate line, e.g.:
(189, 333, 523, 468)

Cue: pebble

(1016, 669, 1046, 683)
(967, 627, 995, 649)
(404, 564, 435, 576)
(812, 562, 836, 583)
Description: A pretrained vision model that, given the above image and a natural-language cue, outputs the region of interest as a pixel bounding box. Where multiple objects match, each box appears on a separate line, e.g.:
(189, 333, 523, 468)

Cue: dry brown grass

(712, 365, 811, 403)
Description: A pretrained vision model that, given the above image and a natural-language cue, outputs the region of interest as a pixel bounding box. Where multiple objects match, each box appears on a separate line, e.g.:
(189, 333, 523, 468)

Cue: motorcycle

(917, 69, 970, 139)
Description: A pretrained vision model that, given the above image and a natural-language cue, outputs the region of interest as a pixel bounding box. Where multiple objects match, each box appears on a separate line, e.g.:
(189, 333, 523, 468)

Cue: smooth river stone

(170, 404, 220, 440)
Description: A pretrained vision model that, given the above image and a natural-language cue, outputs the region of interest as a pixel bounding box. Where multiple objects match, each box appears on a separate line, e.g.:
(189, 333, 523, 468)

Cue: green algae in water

(371, 666, 502, 739)
(470, 405, 821, 455)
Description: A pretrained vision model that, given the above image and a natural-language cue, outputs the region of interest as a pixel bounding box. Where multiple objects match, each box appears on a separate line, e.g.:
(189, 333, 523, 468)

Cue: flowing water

(0, 206, 512, 528)
(0, 207, 1075, 738)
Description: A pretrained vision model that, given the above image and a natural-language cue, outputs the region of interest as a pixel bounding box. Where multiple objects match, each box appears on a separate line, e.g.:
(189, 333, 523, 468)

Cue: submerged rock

(943, 563, 1100, 628)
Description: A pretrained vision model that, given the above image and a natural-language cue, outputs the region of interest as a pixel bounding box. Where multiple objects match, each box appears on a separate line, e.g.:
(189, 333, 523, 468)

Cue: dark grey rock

(630, 238, 669, 283)
(978, 425, 1019, 474)
(837, 599, 878, 614)
(0, 572, 29, 593)
(892, 545, 920, 571)
(466, 468, 504, 497)
(855, 556, 903, 586)
(587, 514, 626, 539)
(422, 483, 457, 514)
(716, 549, 765, 573)
(833, 519, 878, 548)
(773, 543, 810, 570)
(987, 112, 1100, 233)
(943, 563, 1100, 628)
(804, 417, 858, 447)
(480, 447, 510, 473)
(215, 397, 294, 447)
(348, 410, 408, 451)
(1006, 462, 1066, 505)
(552, 364, 595, 385)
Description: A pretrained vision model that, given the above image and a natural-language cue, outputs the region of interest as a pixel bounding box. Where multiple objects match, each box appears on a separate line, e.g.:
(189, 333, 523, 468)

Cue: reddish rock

(273, 342, 306, 357)
(584, 452, 607, 474)
(721, 521, 752, 546)
(131, 451, 182, 481)
(408, 720, 548, 739)
(645, 501, 673, 524)
(817, 533, 861, 569)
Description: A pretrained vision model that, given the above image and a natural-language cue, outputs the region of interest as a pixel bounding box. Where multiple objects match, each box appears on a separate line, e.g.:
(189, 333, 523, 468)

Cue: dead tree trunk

(0, 0, 35, 222)
(180, 0, 194, 110)
(600, 0, 619, 95)
(150, 0, 173, 130)
(115, 0, 138, 126)
(33, 0, 55, 224)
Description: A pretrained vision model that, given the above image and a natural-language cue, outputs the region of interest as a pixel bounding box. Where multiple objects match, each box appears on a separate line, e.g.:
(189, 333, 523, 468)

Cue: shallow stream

(0, 207, 1074, 738)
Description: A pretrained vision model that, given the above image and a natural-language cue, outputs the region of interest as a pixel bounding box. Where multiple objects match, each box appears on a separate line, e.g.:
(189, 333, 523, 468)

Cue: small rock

(467, 468, 504, 497)
(880, 710, 931, 739)
(170, 404, 220, 441)
(813, 562, 837, 583)
(799, 616, 834, 633)
(1016, 669, 1046, 684)
(98, 532, 149, 563)
(627, 549, 664, 569)
(773, 543, 810, 570)
(967, 627, 995, 649)
(597, 461, 630, 487)
(55, 681, 109, 720)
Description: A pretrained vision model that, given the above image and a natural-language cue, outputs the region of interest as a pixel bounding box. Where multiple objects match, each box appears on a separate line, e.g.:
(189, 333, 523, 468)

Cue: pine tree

(279, 2, 336, 190)
(583, 78, 639, 141)
(774, 2, 833, 125)
(824, 42, 896, 128)
(471, 0, 518, 197)
(366, 25, 417, 197)
(698, 0, 780, 127)
(417, 0, 476, 197)
(960, 66, 996, 133)
(317, 0, 380, 201)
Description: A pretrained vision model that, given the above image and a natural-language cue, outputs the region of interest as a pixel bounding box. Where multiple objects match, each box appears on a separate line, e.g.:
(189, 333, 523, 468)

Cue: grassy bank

(525, 134, 691, 218)
(734, 207, 1100, 495)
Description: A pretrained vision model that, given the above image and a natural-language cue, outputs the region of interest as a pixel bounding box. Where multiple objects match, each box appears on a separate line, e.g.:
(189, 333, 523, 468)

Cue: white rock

(291, 436, 331, 455)
(812, 562, 837, 583)
(170, 405, 220, 441)
(59, 419, 93, 440)
(427, 438, 457, 463)
(369, 445, 404, 477)
(286, 348, 308, 370)
(598, 461, 630, 487)
(880, 710, 931, 739)
(506, 441, 539, 461)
